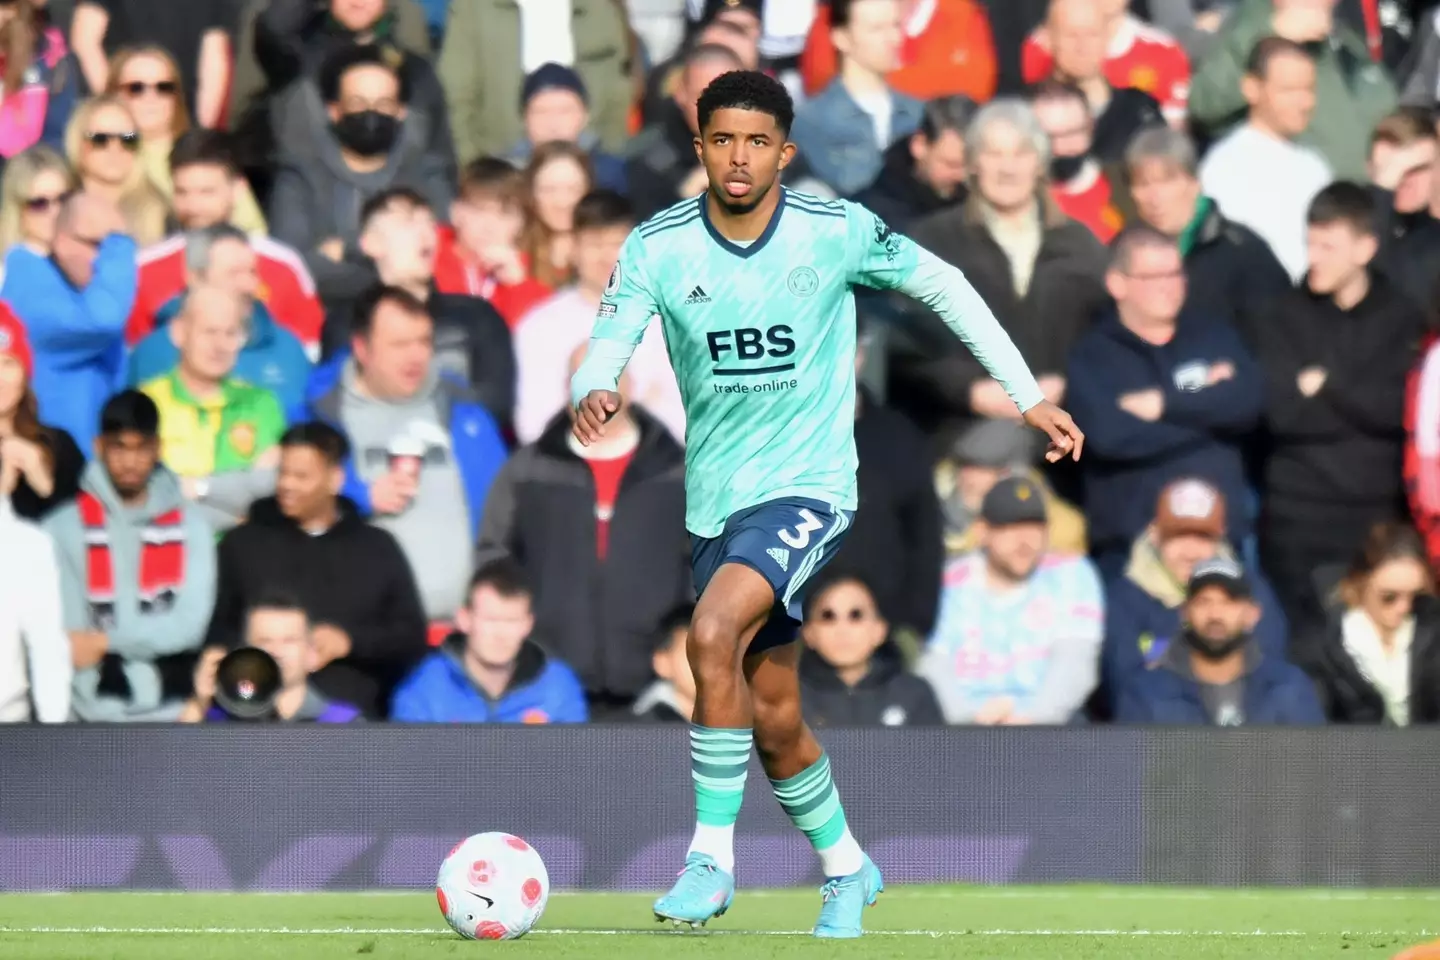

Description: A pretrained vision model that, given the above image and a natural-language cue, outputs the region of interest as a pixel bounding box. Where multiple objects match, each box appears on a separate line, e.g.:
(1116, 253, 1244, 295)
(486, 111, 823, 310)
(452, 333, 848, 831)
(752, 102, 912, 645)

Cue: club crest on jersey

(605, 262, 621, 298)
(787, 266, 818, 298)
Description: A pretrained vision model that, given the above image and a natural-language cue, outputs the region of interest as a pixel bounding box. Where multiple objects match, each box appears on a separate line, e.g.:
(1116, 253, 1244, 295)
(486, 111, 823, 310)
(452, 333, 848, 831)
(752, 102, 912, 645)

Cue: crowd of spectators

(3, 0, 1440, 729)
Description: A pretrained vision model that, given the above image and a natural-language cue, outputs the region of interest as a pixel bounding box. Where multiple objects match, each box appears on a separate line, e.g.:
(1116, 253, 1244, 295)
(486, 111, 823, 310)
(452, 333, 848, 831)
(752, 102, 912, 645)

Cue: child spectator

(391, 559, 589, 723)
(521, 141, 593, 289)
(632, 605, 696, 723)
(64, 94, 168, 246)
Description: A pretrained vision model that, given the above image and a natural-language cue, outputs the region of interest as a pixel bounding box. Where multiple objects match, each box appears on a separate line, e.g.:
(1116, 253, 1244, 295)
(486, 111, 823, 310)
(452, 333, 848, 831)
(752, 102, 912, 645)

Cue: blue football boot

(813, 855, 883, 938)
(653, 852, 735, 928)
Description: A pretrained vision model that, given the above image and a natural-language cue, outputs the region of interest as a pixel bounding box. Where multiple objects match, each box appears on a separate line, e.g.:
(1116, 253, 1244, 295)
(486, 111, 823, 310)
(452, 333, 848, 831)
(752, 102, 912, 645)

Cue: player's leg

(746, 640, 881, 939)
(653, 561, 774, 926)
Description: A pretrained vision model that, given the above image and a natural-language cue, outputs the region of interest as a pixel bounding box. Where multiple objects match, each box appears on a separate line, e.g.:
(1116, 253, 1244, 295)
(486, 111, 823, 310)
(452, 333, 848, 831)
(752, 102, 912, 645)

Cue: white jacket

(0, 497, 71, 722)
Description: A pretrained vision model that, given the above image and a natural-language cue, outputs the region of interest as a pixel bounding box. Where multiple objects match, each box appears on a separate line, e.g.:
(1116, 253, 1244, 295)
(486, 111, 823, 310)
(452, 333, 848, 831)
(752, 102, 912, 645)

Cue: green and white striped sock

(686, 724, 752, 874)
(770, 753, 864, 878)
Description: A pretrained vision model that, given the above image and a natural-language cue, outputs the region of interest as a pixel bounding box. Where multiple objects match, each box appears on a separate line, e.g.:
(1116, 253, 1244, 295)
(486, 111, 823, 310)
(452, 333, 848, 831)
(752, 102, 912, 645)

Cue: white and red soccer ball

(436, 832, 550, 940)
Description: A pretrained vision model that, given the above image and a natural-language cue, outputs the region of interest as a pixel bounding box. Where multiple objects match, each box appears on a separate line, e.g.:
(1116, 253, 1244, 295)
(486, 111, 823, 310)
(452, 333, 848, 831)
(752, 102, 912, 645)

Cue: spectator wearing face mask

(853, 94, 973, 233)
(920, 476, 1103, 726)
(506, 64, 627, 194)
(1030, 79, 1124, 242)
(1114, 557, 1323, 725)
(1296, 523, 1440, 725)
(267, 44, 455, 310)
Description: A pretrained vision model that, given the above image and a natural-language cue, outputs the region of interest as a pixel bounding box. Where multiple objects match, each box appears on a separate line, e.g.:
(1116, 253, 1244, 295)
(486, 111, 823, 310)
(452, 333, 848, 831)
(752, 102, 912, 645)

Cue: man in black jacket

(322, 186, 516, 432)
(797, 573, 944, 728)
(1250, 181, 1425, 629)
(205, 421, 429, 716)
(851, 95, 973, 232)
(475, 362, 691, 715)
(1124, 125, 1292, 345)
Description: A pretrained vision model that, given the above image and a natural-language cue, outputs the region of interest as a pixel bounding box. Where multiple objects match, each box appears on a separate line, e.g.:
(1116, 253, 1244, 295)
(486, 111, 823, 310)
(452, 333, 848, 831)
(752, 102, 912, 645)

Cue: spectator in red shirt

(1023, 0, 1190, 126)
(433, 157, 550, 328)
(801, 0, 999, 104)
(128, 129, 324, 357)
(1031, 79, 1123, 242)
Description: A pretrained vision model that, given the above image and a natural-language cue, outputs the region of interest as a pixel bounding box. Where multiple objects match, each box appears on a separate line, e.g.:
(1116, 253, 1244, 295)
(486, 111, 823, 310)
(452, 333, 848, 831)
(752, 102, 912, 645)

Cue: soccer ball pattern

(436, 832, 550, 940)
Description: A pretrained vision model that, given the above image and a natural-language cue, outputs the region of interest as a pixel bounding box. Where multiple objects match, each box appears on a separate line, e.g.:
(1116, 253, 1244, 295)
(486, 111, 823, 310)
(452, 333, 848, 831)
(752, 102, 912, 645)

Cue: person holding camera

(181, 592, 361, 723)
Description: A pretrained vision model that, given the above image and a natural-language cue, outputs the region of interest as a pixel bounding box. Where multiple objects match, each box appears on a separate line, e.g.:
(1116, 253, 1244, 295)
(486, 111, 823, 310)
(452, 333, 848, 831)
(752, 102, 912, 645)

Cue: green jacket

(438, 0, 635, 165)
(1187, 0, 1397, 179)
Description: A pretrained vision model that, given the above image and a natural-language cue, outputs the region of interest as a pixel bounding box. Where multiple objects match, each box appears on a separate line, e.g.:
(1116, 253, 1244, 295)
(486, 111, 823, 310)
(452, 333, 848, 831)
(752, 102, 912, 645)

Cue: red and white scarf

(78, 491, 185, 630)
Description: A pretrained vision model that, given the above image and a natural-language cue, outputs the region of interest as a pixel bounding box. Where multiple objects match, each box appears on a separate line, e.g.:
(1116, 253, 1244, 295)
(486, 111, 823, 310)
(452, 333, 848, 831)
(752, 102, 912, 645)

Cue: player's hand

(1023, 400, 1085, 463)
(573, 390, 621, 446)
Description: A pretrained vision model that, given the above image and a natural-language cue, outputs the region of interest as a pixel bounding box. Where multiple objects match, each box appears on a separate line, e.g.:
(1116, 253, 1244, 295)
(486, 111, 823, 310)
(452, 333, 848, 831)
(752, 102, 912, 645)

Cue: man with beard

(919, 475, 1104, 725)
(853, 95, 973, 233)
(1115, 558, 1323, 725)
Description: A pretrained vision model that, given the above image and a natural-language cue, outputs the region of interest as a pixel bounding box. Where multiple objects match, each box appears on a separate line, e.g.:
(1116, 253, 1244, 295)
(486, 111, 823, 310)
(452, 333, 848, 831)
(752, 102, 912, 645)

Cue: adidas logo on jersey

(683, 285, 711, 304)
(767, 547, 790, 572)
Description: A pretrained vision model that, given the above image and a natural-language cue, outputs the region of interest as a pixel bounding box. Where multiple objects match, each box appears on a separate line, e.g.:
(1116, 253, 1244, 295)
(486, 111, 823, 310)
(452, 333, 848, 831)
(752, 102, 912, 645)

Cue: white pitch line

(3, 927, 1436, 938)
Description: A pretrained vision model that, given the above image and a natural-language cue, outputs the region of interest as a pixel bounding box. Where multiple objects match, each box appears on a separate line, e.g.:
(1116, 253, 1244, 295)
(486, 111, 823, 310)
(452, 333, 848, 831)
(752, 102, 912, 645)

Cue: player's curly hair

(695, 69, 795, 137)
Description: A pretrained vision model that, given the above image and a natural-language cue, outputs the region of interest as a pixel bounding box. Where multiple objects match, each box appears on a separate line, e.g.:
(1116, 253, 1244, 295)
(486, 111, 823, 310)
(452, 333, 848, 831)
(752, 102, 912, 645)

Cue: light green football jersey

(572, 188, 1043, 538)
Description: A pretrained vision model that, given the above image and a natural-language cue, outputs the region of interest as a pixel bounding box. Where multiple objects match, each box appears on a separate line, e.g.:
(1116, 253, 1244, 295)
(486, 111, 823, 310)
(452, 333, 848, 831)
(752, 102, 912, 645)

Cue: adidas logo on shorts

(683, 285, 711, 304)
(766, 546, 790, 572)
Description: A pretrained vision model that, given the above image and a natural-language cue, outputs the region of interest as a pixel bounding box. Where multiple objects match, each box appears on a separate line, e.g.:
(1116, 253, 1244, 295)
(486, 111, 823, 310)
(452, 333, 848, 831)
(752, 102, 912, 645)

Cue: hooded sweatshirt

(0, 498, 72, 722)
(799, 643, 945, 727)
(390, 635, 588, 723)
(43, 461, 216, 721)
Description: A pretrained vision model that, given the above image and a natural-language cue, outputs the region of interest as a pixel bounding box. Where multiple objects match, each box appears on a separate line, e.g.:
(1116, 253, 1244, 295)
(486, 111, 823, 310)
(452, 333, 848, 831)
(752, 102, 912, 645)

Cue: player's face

(802, 581, 887, 670)
(460, 586, 535, 668)
(1157, 532, 1217, 585)
(1306, 221, 1376, 295)
(1129, 159, 1201, 236)
(694, 108, 795, 215)
(984, 522, 1047, 581)
(246, 608, 312, 689)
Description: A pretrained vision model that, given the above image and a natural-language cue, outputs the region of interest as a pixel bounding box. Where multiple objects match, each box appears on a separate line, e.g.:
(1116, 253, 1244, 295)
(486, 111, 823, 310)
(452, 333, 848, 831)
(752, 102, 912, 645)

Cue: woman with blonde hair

(0, 143, 74, 255)
(521, 140, 593, 288)
(64, 93, 168, 246)
(106, 45, 266, 235)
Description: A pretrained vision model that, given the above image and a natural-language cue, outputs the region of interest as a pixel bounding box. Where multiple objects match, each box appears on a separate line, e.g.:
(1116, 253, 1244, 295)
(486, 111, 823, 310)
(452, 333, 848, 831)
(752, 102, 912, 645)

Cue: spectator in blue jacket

(127, 225, 312, 411)
(1, 192, 136, 454)
(1102, 478, 1289, 717)
(297, 285, 506, 623)
(1115, 558, 1324, 726)
(391, 558, 588, 723)
(1065, 225, 1265, 575)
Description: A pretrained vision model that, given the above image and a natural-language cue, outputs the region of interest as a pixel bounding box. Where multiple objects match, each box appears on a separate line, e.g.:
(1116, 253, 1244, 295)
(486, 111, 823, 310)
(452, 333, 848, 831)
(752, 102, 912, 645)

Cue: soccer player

(570, 70, 1084, 938)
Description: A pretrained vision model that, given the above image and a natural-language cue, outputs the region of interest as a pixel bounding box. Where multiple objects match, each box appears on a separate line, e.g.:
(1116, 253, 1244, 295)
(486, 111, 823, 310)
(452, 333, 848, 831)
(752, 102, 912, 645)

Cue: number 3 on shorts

(778, 508, 824, 549)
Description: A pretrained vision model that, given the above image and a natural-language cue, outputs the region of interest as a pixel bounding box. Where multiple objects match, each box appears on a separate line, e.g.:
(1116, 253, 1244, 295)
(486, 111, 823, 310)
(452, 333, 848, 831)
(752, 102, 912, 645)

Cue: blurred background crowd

(2, 0, 1440, 728)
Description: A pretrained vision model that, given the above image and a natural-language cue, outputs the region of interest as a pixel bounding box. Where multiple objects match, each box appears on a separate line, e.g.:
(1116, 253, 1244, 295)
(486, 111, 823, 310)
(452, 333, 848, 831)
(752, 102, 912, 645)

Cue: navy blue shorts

(690, 496, 853, 655)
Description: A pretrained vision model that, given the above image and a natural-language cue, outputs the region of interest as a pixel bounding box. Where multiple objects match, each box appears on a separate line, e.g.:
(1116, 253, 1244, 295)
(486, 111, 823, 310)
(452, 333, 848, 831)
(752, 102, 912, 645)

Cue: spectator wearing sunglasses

(63, 94, 167, 246)
(798, 574, 944, 728)
(105, 46, 267, 237)
(919, 476, 1104, 725)
(1297, 523, 1440, 726)
(0, 0, 79, 160)
(0, 144, 76, 255)
(1, 190, 135, 456)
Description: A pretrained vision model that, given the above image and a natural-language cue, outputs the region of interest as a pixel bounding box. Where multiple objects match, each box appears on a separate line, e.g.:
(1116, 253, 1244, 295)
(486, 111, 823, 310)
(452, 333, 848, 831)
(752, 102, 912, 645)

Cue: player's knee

(752, 696, 805, 761)
(688, 609, 743, 674)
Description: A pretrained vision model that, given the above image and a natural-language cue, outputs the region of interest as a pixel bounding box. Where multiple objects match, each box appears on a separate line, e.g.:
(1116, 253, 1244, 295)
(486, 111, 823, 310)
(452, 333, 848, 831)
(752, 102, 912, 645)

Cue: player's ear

(778, 141, 796, 170)
(693, 135, 704, 164)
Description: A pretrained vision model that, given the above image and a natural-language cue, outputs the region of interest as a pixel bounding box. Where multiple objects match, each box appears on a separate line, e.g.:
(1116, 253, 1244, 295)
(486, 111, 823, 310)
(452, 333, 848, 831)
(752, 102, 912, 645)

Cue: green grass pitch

(1, 887, 1437, 959)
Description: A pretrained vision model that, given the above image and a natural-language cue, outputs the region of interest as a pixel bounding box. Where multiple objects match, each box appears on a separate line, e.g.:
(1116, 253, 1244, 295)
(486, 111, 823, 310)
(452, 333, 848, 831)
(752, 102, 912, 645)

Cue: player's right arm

(570, 230, 662, 445)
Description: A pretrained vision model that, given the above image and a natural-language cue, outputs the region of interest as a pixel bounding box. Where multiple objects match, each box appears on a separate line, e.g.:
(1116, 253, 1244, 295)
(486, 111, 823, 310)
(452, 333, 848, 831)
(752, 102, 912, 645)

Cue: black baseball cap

(980, 476, 1047, 527)
(1187, 557, 1252, 600)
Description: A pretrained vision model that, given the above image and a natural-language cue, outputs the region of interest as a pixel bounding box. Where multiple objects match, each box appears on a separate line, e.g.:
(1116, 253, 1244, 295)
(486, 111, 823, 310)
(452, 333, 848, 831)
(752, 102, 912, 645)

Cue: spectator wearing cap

(2, 191, 137, 456)
(790, 0, 923, 196)
(439, 0, 633, 163)
(1252, 182, 1422, 630)
(1101, 478, 1289, 716)
(853, 95, 973, 234)
(934, 420, 1087, 559)
(0, 309, 85, 521)
(799, 573, 944, 728)
(1294, 523, 1440, 726)
(801, 0, 998, 103)
(826, 332, 943, 637)
(919, 476, 1104, 725)
(43, 391, 217, 721)
(505, 63, 627, 195)
(1114, 558, 1324, 725)
(1123, 126, 1291, 343)
(1065, 226, 1263, 575)
(267, 44, 456, 310)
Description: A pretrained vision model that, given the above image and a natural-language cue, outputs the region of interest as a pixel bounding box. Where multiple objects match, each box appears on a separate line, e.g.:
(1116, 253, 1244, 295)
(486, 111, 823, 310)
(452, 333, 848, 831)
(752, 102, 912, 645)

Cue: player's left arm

(842, 201, 1084, 461)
